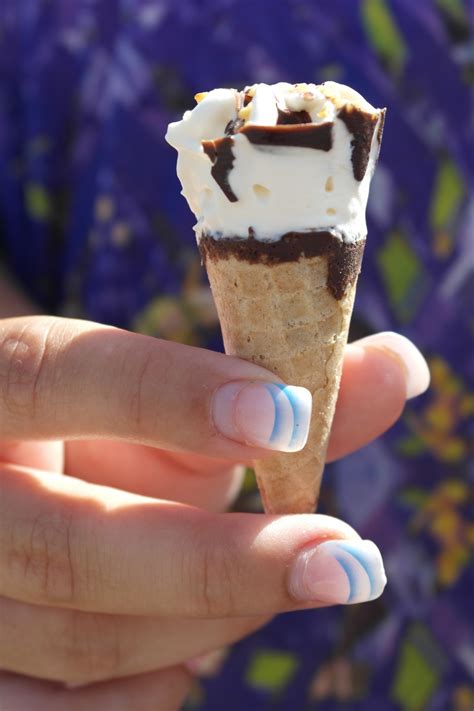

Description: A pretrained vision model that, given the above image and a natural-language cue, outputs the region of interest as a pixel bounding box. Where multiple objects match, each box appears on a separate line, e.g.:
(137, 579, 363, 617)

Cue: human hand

(0, 316, 429, 709)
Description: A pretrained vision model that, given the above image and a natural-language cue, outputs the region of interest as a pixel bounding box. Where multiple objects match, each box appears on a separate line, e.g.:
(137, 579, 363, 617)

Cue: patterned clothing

(1, 1, 473, 709)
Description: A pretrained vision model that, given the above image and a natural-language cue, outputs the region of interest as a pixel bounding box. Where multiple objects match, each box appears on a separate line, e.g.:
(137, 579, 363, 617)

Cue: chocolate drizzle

(202, 137, 238, 202)
(199, 230, 365, 300)
(240, 122, 333, 151)
(338, 106, 378, 181)
(224, 117, 245, 135)
(202, 119, 333, 202)
(377, 108, 386, 145)
(200, 90, 383, 203)
(276, 107, 312, 124)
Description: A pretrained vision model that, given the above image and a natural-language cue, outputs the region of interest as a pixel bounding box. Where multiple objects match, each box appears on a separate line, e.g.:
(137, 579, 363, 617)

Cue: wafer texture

(204, 253, 359, 513)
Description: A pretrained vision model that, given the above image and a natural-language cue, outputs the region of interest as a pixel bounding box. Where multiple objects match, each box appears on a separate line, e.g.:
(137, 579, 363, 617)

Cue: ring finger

(0, 595, 267, 685)
(0, 667, 191, 711)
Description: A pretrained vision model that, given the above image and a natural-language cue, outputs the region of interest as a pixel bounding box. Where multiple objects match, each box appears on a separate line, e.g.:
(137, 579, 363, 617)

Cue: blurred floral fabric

(1, 1, 473, 709)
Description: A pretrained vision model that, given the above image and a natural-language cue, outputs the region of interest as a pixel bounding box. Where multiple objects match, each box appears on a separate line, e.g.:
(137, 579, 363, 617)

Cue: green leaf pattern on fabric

(361, 0, 408, 75)
(246, 650, 298, 693)
(377, 231, 426, 323)
(25, 183, 52, 222)
(429, 159, 465, 231)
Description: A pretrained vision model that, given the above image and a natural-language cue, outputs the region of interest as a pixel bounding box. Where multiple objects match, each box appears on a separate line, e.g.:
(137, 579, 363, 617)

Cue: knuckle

(7, 504, 77, 605)
(122, 339, 173, 438)
(195, 541, 238, 617)
(59, 611, 122, 683)
(127, 345, 155, 429)
(0, 317, 58, 425)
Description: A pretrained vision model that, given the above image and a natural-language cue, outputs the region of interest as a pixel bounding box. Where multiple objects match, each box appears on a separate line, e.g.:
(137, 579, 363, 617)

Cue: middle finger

(0, 463, 382, 618)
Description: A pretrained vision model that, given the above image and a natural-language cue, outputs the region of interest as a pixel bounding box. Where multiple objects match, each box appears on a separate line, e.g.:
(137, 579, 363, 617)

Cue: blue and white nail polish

(289, 539, 387, 605)
(212, 380, 312, 452)
(261, 382, 312, 451)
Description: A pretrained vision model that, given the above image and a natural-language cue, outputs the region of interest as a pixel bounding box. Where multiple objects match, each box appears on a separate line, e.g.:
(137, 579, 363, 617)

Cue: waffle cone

(204, 252, 360, 514)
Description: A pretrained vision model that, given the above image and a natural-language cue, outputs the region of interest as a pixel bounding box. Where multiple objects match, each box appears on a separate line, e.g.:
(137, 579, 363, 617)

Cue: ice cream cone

(166, 80, 385, 514)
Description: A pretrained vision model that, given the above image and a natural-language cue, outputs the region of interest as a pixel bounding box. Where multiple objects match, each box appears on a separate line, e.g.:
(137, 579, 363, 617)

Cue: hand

(0, 316, 429, 709)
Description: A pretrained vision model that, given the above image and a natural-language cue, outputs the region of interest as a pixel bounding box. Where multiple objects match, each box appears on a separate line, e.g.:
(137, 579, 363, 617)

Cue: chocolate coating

(202, 137, 238, 202)
(338, 105, 378, 181)
(199, 230, 365, 300)
(240, 122, 333, 151)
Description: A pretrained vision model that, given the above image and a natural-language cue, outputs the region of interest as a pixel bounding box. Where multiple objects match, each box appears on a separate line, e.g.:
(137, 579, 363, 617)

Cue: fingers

(0, 463, 386, 617)
(327, 331, 430, 461)
(0, 595, 267, 684)
(0, 316, 311, 459)
(354, 332, 430, 399)
(0, 667, 191, 711)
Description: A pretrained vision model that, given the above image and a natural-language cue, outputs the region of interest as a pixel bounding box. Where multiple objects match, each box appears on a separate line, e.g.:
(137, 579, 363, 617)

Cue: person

(0, 263, 428, 710)
(0, 2, 471, 710)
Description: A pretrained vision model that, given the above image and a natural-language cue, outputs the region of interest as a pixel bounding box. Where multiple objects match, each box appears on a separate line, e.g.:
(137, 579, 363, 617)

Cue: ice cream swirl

(166, 82, 385, 244)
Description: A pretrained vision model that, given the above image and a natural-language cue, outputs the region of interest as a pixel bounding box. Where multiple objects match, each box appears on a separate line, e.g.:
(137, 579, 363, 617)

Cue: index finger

(0, 316, 311, 459)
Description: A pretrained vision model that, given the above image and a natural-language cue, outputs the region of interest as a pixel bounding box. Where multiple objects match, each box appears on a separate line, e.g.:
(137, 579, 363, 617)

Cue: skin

(0, 273, 409, 709)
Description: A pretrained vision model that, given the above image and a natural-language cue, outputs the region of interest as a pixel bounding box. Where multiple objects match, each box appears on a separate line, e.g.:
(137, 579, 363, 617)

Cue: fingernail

(288, 539, 387, 605)
(212, 381, 312, 452)
(184, 656, 205, 675)
(355, 331, 430, 399)
(185, 650, 227, 677)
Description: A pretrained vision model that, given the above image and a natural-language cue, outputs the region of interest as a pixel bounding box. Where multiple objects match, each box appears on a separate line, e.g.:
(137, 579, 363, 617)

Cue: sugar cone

(204, 252, 360, 514)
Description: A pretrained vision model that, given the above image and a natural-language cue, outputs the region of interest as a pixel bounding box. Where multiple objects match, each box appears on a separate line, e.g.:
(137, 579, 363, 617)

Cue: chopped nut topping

(325, 176, 334, 192)
(238, 103, 252, 121)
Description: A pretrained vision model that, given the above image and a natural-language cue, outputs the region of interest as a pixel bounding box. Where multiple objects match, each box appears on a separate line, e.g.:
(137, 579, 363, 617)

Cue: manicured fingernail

(185, 650, 227, 677)
(355, 331, 430, 399)
(212, 381, 312, 452)
(184, 656, 205, 675)
(288, 539, 387, 605)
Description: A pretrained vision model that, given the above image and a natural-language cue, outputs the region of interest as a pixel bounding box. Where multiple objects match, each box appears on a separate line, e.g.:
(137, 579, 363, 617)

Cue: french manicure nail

(288, 539, 387, 605)
(212, 381, 312, 452)
(355, 331, 430, 399)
